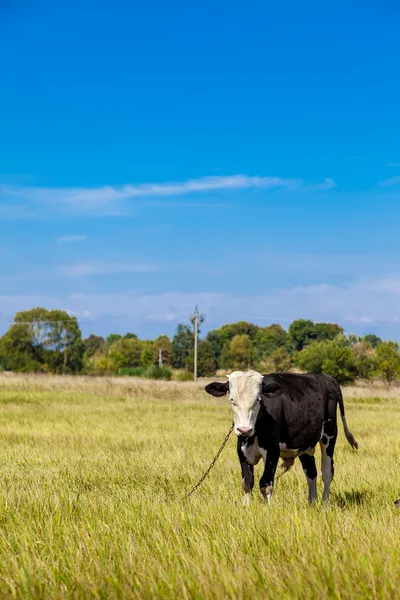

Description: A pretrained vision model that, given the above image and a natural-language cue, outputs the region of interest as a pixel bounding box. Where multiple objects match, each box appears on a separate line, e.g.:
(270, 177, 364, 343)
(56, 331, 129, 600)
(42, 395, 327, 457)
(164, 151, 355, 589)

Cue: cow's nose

(238, 426, 253, 436)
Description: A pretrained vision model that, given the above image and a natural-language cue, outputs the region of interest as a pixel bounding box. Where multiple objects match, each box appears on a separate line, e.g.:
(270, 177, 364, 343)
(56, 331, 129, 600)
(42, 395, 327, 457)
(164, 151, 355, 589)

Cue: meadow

(0, 373, 399, 599)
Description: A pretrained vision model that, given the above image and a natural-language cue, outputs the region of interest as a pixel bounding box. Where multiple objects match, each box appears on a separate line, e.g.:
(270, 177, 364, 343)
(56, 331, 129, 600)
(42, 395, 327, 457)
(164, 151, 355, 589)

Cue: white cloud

(58, 235, 88, 243)
(0, 173, 336, 217)
(303, 178, 336, 191)
(60, 261, 161, 277)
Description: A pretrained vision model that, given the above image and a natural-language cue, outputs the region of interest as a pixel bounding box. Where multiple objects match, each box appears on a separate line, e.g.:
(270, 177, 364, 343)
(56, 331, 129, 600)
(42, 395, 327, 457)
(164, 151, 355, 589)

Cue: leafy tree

(186, 340, 218, 377)
(83, 335, 107, 358)
(348, 333, 358, 346)
(296, 337, 357, 384)
(351, 341, 377, 381)
(362, 334, 382, 349)
(374, 341, 400, 385)
(289, 320, 343, 352)
(314, 323, 344, 342)
(288, 319, 316, 351)
(205, 329, 224, 362)
(0, 323, 42, 372)
(255, 324, 289, 359)
(172, 324, 194, 369)
(109, 338, 143, 370)
(224, 334, 255, 370)
(123, 332, 137, 340)
(106, 333, 122, 345)
(264, 348, 293, 372)
(0, 308, 83, 373)
(153, 335, 173, 366)
(141, 343, 154, 367)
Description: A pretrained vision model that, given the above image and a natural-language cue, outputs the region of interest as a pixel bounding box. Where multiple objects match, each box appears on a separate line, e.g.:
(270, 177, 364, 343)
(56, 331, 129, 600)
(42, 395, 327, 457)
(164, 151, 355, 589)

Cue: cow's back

(263, 373, 330, 451)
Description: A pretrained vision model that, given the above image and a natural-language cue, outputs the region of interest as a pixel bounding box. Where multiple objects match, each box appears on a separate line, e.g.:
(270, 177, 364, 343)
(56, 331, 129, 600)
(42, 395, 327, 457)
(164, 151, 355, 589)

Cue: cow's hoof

(394, 499, 400, 508)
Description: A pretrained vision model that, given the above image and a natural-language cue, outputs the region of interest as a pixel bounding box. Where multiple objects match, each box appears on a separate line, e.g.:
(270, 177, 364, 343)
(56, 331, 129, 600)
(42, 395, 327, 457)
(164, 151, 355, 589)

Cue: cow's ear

(205, 381, 229, 397)
(261, 378, 284, 398)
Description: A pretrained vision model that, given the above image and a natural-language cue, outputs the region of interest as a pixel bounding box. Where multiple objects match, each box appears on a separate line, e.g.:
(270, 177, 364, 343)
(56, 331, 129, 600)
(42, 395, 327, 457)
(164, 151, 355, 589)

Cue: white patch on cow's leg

(259, 447, 275, 506)
(306, 476, 317, 505)
(243, 492, 251, 507)
(266, 484, 273, 506)
(320, 441, 334, 503)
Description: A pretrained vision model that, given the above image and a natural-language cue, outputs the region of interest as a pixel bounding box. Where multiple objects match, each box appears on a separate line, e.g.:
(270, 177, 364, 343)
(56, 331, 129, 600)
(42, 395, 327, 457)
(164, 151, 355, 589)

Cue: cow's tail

(337, 386, 358, 449)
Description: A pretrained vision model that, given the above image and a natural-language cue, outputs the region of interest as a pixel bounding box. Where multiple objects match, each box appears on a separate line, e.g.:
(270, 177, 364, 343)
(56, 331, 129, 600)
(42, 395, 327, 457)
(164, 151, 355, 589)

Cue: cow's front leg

(259, 448, 279, 506)
(237, 439, 254, 507)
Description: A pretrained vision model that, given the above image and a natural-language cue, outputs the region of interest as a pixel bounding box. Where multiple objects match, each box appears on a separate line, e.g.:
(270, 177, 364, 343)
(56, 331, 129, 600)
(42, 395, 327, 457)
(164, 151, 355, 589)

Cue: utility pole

(193, 305, 199, 382)
(158, 348, 163, 368)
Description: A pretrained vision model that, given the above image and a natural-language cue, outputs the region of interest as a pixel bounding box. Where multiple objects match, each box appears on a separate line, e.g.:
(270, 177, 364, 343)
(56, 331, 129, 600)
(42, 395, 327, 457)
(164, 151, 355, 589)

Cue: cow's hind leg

(299, 453, 318, 505)
(320, 420, 338, 503)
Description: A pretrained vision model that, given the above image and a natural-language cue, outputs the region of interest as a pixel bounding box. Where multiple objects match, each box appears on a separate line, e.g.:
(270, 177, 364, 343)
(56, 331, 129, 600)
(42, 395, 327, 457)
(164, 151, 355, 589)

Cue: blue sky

(1, 0, 400, 340)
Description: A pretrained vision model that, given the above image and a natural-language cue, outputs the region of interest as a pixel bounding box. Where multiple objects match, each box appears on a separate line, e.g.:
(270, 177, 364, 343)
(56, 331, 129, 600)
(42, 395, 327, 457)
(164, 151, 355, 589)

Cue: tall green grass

(0, 375, 399, 598)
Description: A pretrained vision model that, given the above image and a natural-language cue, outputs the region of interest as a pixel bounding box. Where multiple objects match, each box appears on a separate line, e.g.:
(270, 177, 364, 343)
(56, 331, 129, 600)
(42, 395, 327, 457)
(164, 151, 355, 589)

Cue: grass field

(0, 374, 399, 599)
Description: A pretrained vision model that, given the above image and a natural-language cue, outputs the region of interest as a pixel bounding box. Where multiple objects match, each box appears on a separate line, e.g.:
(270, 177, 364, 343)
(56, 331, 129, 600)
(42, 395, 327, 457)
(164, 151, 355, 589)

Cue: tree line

(0, 308, 399, 385)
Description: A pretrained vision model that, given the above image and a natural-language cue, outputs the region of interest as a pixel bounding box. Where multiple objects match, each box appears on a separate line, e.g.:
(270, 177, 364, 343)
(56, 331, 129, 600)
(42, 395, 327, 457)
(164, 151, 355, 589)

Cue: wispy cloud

(60, 261, 160, 277)
(377, 176, 400, 187)
(0, 174, 336, 217)
(303, 177, 336, 192)
(58, 235, 88, 243)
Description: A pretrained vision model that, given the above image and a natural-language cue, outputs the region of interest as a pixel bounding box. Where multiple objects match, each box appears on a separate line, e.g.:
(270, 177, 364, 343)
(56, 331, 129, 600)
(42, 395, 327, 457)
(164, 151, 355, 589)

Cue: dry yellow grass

(0, 373, 399, 598)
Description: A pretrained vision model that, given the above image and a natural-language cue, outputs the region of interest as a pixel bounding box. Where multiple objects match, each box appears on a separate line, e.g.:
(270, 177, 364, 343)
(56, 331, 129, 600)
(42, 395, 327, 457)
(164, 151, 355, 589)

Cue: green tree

(83, 335, 107, 358)
(264, 348, 293, 372)
(351, 341, 376, 381)
(109, 338, 143, 370)
(123, 332, 137, 340)
(172, 324, 194, 369)
(362, 334, 382, 349)
(186, 340, 218, 377)
(314, 323, 344, 342)
(288, 319, 316, 351)
(106, 333, 122, 345)
(224, 334, 255, 370)
(296, 337, 357, 384)
(207, 321, 259, 369)
(375, 341, 400, 385)
(0, 308, 83, 373)
(153, 335, 173, 366)
(255, 324, 289, 359)
(205, 329, 224, 363)
(141, 343, 154, 367)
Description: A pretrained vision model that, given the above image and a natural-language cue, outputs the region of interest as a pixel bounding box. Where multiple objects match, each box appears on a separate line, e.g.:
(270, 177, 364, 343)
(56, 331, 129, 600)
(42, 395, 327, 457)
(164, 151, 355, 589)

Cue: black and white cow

(205, 370, 358, 506)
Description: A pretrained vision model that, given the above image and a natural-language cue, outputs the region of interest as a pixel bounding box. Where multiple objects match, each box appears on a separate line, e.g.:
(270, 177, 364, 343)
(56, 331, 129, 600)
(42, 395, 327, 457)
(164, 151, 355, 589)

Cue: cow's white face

(205, 370, 264, 437)
(228, 371, 263, 436)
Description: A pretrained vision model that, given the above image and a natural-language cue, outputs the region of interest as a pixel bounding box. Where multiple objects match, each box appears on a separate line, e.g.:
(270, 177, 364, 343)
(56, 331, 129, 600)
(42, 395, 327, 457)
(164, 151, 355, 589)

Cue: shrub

(145, 365, 172, 380)
(118, 367, 147, 377)
(374, 341, 400, 385)
(175, 370, 193, 382)
(296, 337, 358, 384)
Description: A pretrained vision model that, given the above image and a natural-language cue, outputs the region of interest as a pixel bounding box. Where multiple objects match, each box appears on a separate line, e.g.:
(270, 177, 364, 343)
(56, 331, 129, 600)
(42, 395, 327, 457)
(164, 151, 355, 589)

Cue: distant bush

(145, 365, 172, 380)
(175, 370, 193, 382)
(118, 367, 147, 377)
(118, 366, 172, 380)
